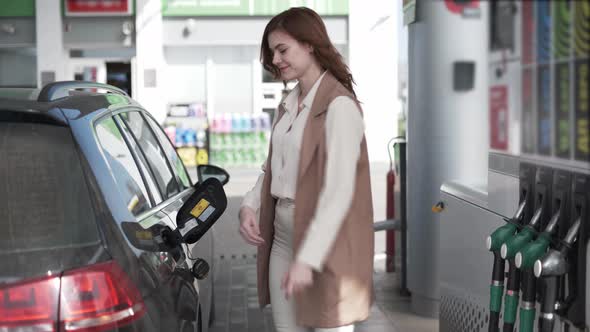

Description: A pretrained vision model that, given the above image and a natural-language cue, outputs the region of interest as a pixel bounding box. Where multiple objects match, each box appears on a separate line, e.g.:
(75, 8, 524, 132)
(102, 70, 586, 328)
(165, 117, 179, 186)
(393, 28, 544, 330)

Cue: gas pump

(436, 1, 590, 331)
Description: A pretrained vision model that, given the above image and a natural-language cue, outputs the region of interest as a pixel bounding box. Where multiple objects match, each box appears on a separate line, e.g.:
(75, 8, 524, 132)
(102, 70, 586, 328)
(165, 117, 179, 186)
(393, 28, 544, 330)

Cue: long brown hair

(261, 7, 357, 98)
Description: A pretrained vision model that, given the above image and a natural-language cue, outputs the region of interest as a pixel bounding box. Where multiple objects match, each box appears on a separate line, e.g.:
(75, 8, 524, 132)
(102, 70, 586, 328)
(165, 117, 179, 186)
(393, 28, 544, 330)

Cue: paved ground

(190, 165, 439, 332)
(208, 255, 438, 332)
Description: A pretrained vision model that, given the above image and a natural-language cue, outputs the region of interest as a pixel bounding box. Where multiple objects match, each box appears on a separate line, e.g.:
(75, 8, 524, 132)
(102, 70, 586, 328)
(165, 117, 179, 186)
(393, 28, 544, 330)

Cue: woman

(239, 7, 374, 332)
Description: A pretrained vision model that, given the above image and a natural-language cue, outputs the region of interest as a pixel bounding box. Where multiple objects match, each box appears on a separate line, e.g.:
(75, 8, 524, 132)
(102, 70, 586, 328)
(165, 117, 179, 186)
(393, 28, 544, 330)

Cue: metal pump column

(407, 0, 489, 317)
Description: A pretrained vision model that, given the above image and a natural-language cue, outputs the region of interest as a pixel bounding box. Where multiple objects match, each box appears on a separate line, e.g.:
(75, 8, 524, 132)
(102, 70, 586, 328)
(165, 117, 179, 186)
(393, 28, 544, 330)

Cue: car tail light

(0, 261, 145, 332)
(60, 261, 145, 332)
(0, 275, 60, 331)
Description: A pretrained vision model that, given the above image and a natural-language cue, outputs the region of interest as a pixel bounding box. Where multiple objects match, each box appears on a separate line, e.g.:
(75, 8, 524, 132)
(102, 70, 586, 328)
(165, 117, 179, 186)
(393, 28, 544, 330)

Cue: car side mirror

(197, 164, 229, 186)
(176, 177, 228, 244)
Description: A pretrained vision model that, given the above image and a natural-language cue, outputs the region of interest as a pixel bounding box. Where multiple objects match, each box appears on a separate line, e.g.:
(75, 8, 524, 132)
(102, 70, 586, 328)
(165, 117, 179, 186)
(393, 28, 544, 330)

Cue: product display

(164, 103, 209, 167)
(208, 112, 271, 168)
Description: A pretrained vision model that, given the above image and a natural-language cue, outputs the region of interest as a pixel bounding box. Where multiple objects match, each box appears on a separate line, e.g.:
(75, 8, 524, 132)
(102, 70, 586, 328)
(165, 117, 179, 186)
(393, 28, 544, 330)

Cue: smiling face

(267, 29, 316, 81)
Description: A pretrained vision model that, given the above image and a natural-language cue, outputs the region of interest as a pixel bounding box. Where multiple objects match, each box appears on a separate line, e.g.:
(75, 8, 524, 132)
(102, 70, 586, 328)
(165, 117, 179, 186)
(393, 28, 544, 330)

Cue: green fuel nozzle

(501, 206, 543, 260)
(515, 208, 561, 269)
(486, 200, 527, 332)
(486, 200, 526, 252)
(487, 223, 518, 252)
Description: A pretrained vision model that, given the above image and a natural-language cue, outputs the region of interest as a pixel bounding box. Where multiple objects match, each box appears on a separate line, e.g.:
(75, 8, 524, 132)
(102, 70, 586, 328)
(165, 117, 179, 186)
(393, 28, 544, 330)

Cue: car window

(95, 117, 151, 216)
(144, 114, 191, 189)
(0, 122, 100, 253)
(115, 115, 164, 205)
(119, 111, 180, 200)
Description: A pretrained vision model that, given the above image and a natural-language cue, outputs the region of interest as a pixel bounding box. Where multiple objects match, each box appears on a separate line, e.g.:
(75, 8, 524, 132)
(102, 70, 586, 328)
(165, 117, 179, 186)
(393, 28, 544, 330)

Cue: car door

(142, 112, 217, 330)
(95, 113, 197, 332)
(116, 110, 202, 331)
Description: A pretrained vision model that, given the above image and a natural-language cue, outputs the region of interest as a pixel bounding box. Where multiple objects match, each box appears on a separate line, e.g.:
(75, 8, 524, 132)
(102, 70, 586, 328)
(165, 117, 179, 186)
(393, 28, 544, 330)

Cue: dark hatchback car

(0, 82, 229, 332)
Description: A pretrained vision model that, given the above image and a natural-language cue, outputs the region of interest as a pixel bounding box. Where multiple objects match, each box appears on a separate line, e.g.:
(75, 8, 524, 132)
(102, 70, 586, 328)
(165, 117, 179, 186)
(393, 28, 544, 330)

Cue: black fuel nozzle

(534, 217, 582, 332)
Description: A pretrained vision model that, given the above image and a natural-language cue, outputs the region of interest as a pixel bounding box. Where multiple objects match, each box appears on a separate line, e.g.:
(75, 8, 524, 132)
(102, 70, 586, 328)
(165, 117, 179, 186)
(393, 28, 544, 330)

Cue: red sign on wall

(65, 0, 132, 16)
(490, 85, 509, 150)
(444, 0, 480, 15)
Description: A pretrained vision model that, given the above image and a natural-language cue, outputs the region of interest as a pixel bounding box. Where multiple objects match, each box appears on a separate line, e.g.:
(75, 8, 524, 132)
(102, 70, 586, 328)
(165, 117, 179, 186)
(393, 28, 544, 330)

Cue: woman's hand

(281, 261, 313, 300)
(238, 206, 265, 246)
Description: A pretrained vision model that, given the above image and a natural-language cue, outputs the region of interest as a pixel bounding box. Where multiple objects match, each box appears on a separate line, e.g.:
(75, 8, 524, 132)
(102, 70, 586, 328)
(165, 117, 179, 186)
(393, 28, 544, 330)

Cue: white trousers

(269, 198, 355, 332)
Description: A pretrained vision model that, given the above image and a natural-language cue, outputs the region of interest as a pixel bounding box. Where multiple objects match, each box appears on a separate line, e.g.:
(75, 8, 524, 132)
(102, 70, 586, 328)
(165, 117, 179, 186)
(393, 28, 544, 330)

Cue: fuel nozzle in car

(534, 216, 581, 332)
(175, 178, 228, 245)
(485, 200, 526, 332)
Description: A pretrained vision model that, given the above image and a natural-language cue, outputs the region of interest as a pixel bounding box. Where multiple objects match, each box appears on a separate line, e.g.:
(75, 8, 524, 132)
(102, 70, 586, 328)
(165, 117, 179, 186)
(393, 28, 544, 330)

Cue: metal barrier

(373, 219, 400, 232)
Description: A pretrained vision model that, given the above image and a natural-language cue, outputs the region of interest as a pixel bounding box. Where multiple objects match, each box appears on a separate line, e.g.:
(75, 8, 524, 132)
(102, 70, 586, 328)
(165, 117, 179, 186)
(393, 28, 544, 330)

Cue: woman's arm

(295, 96, 365, 271)
(240, 162, 266, 212)
(239, 107, 281, 246)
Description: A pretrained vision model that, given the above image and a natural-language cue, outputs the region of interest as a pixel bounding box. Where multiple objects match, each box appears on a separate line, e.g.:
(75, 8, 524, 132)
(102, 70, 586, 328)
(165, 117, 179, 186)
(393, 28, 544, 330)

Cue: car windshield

(0, 119, 102, 280)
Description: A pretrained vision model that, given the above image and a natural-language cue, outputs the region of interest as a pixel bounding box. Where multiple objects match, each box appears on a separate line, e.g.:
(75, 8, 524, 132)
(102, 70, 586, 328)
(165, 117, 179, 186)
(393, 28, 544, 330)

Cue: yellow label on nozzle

(191, 198, 210, 218)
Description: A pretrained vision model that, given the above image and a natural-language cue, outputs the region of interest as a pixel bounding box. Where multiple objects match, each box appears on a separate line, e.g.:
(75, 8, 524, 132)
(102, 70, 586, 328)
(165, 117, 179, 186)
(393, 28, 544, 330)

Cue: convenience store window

(0, 48, 37, 88)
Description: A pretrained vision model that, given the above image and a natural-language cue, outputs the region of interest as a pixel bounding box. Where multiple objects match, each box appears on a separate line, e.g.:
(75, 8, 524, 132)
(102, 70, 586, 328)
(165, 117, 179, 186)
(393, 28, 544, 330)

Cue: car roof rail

(37, 81, 128, 102)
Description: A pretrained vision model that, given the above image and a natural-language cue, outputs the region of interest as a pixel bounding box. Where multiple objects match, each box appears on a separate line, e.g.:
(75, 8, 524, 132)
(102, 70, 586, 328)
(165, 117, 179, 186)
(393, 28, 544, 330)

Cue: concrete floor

(207, 255, 438, 332)
(191, 164, 439, 332)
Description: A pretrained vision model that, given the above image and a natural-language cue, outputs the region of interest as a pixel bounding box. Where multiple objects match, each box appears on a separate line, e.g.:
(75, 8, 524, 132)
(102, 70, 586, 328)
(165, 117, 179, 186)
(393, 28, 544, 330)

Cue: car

(0, 81, 229, 332)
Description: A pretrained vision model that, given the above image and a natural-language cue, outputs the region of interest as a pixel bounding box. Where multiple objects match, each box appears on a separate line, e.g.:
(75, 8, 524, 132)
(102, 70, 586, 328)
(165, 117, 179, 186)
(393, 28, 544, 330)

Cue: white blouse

(241, 73, 365, 271)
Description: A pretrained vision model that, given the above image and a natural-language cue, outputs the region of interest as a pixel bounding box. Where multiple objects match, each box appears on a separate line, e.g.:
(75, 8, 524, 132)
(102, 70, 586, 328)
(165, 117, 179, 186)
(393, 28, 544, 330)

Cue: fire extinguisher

(386, 165, 396, 272)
